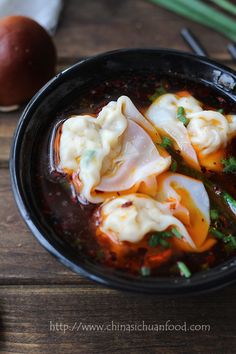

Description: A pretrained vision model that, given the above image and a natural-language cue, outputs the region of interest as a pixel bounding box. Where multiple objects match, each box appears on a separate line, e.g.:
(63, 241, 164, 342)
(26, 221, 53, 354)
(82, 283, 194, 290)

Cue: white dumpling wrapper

(146, 98, 200, 169)
(187, 111, 229, 155)
(156, 172, 210, 225)
(96, 120, 170, 192)
(59, 96, 166, 203)
(100, 193, 196, 247)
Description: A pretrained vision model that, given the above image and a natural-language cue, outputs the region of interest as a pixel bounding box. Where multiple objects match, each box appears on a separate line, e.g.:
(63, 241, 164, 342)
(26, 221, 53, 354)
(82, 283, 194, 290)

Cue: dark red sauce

(32, 72, 236, 277)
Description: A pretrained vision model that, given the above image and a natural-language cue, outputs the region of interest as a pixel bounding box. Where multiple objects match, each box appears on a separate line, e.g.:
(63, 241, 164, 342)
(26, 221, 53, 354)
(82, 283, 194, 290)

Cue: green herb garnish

(210, 209, 219, 221)
(222, 156, 236, 174)
(148, 228, 182, 248)
(223, 234, 236, 249)
(171, 227, 182, 239)
(177, 106, 189, 126)
(217, 108, 224, 114)
(148, 232, 171, 248)
(210, 227, 236, 249)
(209, 227, 225, 239)
(149, 86, 166, 102)
(223, 192, 236, 214)
(159, 238, 170, 248)
(177, 261, 191, 278)
(140, 266, 151, 277)
(148, 0, 236, 42)
(161, 231, 174, 238)
(148, 234, 160, 248)
(160, 136, 172, 149)
(170, 159, 177, 172)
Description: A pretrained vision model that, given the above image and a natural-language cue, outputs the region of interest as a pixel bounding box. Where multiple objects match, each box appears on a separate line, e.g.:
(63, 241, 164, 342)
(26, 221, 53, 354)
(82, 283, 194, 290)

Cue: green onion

(223, 234, 236, 249)
(170, 159, 177, 172)
(177, 261, 191, 278)
(209, 227, 225, 239)
(140, 266, 151, 277)
(217, 108, 224, 114)
(223, 192, 236, 215)
(208, 0, 236, 16)
(159, 238, 170, 248)
(149, 86, 166, 102)
(165, 141, 236, 225)
(148, 232, 171, 248)
(171, 227, 182, 239)
(148, 0, 236, 42)
(160, 136, 172, 148)
(210, 209, 219, 221)
(161, 231, 174, 238)
(148, 234, 160, 248)
(210, 227, 236, 250)
(222, 156, 236, 174)
(177, 106, 189, 126)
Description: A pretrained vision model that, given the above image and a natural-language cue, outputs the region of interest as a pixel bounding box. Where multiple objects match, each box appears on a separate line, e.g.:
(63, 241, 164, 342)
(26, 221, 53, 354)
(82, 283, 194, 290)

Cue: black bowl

(10, 49, 236, 295)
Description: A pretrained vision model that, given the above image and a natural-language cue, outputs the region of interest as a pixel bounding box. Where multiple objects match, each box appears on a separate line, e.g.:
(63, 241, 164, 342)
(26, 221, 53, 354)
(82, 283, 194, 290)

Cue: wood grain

(1, 0, 236, 352)
(55, 0, 236, 61)
(0, 285, 236, 354)
(0, 169, 87, 285)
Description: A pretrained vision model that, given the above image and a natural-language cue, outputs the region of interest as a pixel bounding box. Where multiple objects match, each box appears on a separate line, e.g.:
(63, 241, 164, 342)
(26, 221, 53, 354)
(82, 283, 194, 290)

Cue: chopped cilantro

(177, 106, 189, 126)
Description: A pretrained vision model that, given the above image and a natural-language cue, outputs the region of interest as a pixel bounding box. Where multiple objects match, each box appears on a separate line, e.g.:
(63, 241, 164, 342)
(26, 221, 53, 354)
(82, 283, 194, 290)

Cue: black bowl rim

(9, 48, 236, 295)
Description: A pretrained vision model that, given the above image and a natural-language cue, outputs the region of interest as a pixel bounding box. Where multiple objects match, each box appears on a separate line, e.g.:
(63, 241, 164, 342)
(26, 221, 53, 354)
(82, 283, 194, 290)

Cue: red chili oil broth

(32, 72, 236, 277)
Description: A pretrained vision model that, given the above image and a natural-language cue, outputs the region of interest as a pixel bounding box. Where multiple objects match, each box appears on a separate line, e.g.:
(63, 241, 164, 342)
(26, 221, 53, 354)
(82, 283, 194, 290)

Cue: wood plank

(0, 285, 236, 353)
(55, 0, 236, 61)
(0, 169, 88, 285)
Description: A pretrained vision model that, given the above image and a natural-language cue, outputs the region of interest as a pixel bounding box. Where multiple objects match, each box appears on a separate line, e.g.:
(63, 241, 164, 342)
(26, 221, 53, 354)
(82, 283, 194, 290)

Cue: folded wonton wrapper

(59, 96, 170, 203)
(145, 93, 201, 170)
(98, 172, 214, 252)
(146, 93, 236, 172)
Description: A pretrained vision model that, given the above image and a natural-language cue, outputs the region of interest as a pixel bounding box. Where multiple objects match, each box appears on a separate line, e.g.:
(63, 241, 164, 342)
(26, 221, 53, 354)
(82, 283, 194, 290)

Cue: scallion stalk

(148, 0, 236, 42)
(177, 261, 191, 278)
(209, 0, 236, 16)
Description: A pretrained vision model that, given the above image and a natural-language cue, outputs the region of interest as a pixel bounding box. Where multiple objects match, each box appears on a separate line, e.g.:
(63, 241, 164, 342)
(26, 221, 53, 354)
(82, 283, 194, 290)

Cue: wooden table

(1, 1, 236, 352)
